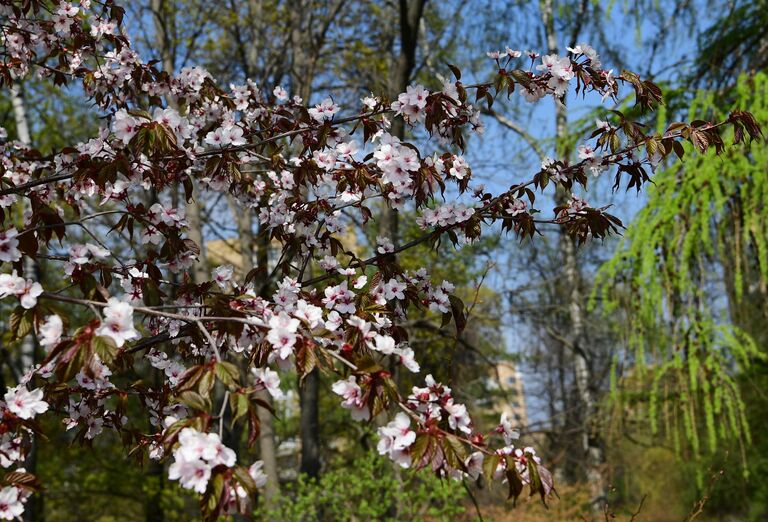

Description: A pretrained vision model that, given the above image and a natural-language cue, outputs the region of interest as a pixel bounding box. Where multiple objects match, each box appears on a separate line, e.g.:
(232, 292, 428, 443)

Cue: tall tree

(11, 83, 43, 522)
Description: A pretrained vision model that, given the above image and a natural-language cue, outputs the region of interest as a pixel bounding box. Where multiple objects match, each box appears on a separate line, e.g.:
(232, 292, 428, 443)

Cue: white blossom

(95, 298, 140, 347)
(4, 386, 48, 420)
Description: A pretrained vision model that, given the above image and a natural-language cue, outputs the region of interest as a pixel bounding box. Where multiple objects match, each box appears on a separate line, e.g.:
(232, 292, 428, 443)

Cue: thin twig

(462, 479, 485, 522)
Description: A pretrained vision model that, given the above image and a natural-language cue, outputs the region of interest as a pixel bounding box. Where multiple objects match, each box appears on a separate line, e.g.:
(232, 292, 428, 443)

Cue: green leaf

(215, 361, 240, 390)
(233, 465, 257, 494)
(10, 306, 33, 341)
(448, 295, 467, 335)
(410, 433, 431, 465)
(177, 391, 209, 412)
(229, 392, 249, 427)
(482, 454, 500, 487)
(92, 335, 118, 364)
(201, 472, 226, 521)
(444, 433, 468, 462)
(197, 368, 216, 396)
(525, 454, 544, 503)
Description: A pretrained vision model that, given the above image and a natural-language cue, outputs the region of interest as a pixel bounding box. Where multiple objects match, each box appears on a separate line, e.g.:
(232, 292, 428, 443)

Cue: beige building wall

(206, 238, 245, 274)
(493, 361, 528, 428)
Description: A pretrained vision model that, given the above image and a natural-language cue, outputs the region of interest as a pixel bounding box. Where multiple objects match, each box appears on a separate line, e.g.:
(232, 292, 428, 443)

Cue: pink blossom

(308, 98, 340, 122)
(95, 298, 140, 347)
(212, 264, 234, 288)
(253, 367, 284, 399)
(0, 228, 21, 263)
(38, 314, 64, 348)
(4, 386, 48, 420)
(0, 487, 24, 520)
(332, 376, 370, 421)
(377, 412, 416, 468)
(267, 312, 300, 359)
(168, 458, 211, 494)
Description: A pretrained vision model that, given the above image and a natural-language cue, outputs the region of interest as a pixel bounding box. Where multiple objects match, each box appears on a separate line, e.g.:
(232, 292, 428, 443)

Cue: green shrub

(256, 452, 466, 521)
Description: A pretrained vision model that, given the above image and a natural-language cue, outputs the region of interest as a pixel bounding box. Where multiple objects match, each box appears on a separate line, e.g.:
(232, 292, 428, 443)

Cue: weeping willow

(592, 73, 768, 476)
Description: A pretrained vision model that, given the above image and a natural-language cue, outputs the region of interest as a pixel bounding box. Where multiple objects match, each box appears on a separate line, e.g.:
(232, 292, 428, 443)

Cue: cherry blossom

(0, 274, 44, 310)
(212, 265, 234, 288)
(567, 43, 602, 68)
(67, 243, 111, 266)
(372, 334, 397, 354)
(498, 412, 521, 445)
(248, 461, 268, 488)
(377, 412, 416, 468)
(95, 298, 140, 347)
(3, 386, 49, 420)
(168, 428, 238, 493)
(168, 458, 212, 494)
(273, 86, 288, 101)
(395, 346, 421, 373)
(38, 315, 63, 349)
(332, 376, 370, 421)
(267, 312, 301, 359)
(112, 109, 140, 144)
(541, 157, 568, 183)
(253, 367, 284, 400)
(308, 98, 340, 122)
(567, 195, 590, 215)
(76, 355, 113, 391)
(391, 84, 430, 123)
(507, 198, 528, 216)
(0, 229, 21, 263)
(0, 487, 24, 520)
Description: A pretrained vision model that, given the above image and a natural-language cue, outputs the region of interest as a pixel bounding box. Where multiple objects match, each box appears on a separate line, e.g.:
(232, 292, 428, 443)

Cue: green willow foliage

(592, 73, 768, 474)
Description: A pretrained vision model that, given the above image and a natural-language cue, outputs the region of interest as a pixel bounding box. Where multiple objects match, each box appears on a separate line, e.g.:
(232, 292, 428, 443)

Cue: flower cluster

(0, 486, 27, 520)
(3, 386, 49, 420)
(0, 228, 21, 263)
(95, 298, 140, 347)
(332, 376, 370, 421)
(377, 413, 416, 467)
(168, 428, 236, 493)
(391, 84, 430, 123)
(0, 272, 43, 309)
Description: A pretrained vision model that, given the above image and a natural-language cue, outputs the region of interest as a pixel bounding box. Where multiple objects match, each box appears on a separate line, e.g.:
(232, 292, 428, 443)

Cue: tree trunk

(10, 85, 37, 371)
(252, 215, 282, 509)
(11, 84, 45, 522)
(255, 388, 281, 507)
(298, 370, 320, 478)
(254, 261, 281, 508)
(150, 0, 207, 285)
(221, 3, 283, 509)
(380, 0, 426, 245)
(289, 0, 323, 480)
(540, 0, 605, 506)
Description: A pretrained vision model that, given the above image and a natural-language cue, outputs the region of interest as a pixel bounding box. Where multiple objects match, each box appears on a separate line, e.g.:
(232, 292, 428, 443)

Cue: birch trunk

(150, 0, 207, 284)
(241, 209, 281, 506)
(11, 84, 44, 522)
(540, 0, 605, 506)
